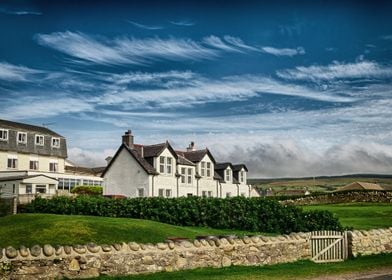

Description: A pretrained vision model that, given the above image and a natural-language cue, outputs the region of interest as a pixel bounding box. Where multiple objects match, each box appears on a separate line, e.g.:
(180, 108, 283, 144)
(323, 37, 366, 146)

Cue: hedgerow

(23, 196, 342, 234)
(70, 186, 103, 196)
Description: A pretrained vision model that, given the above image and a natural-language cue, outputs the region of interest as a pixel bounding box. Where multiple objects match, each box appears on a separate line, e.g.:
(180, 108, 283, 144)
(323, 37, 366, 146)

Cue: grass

(303, 203, 392, 230)
(92, 253, 392, 280)
(0, 214, 265, 248)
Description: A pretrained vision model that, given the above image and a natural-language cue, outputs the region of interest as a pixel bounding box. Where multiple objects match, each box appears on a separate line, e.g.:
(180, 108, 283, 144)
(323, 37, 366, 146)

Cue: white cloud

(0, 62, 42, 81)
(381, 35, 392, 41)
(170, 20, 195, 27)
(203, 35, 243, 52)
(277, 60, 392, 81)
(223, 36, 258, 51)
(0, 8, 41, 16)
(35, 31, 219, 65)
(261, 46, 305, 57)
(68, 147, 116, 167)
(127, 20, 163, 30)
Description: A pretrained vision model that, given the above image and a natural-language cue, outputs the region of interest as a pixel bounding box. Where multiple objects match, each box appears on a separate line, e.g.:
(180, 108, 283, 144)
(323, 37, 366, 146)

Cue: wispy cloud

(170, 20, 195, 27)
(223, 36, 258, 51)
(36, 31, 219, 65)
(381, 35, 392, 41)
(261, 46, 305, 57)
(127, 20, 163, 30)
(277, 60, 392, 81)
(0, 8, 42, 16)
(0, 62, 43, 81)
(203, 35, 244, 52)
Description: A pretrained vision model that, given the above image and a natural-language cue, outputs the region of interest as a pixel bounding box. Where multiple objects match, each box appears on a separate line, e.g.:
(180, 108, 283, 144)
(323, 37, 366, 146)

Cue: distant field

(0, 214, 266, 248)
(303, 203, 392, 230)
(250, 174, 392, 193)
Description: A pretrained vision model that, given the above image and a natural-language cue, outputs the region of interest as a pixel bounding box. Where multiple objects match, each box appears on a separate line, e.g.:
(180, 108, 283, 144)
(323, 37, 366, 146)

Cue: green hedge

(70, 186, 103, 195)
(23, 196, 342, 234)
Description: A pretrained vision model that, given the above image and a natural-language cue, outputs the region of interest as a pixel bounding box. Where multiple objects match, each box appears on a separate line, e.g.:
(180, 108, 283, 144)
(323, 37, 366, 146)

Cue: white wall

(153, 148, 177, 197)
(103, 148, 150, 197)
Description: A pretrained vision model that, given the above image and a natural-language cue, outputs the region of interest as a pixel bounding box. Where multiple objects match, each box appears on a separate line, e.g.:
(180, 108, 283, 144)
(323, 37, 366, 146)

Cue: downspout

(216, 180, 218, 198)
(151, 175, 155, 197)
(219, 182, 222, 198)
(237, 184, 240, 196)
(196, 178, 199, 196)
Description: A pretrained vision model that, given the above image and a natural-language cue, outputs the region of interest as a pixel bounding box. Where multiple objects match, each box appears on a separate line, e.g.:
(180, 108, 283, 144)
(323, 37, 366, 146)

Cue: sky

(1, 0, 392, 178)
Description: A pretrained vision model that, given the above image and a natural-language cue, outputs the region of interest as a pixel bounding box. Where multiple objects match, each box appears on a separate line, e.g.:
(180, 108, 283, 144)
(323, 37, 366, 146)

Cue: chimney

(187, 141, 196, 152)
(122, 130, 134, 148)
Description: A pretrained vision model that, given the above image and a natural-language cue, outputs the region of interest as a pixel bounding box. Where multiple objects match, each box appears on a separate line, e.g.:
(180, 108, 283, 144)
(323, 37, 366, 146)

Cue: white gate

(310, 231, 348, 263)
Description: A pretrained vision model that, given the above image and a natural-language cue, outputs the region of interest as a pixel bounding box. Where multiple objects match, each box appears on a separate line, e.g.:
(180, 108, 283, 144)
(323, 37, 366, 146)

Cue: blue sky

(1, 0, 392, 177)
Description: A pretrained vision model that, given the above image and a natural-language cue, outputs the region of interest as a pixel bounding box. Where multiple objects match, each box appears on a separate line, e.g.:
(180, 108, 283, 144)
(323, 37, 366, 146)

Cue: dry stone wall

(350, 228, 392, 257)
(0, 233, 311, 279)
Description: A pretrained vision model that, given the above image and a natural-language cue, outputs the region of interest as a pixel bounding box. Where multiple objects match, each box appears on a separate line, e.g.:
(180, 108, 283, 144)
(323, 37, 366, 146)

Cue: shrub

(70, 186, 103, 196)
(24, 196, 342, 234)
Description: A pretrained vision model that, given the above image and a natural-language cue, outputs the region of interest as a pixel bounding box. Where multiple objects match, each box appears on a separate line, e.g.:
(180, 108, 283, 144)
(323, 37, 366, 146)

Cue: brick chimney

(122, 130, 134, 148)
(187, 141, 196, 152)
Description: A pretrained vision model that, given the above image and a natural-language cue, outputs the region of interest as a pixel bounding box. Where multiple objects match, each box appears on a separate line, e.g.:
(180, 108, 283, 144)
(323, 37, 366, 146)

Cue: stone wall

(281, 191, 392, 206)
(0, 233, 311, 279)
(350, 228, 392, 257)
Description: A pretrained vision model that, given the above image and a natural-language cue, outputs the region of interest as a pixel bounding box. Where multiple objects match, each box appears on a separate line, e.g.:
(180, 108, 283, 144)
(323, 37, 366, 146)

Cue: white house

(0, 119, 103, 204)
(102, 130, 259, 198)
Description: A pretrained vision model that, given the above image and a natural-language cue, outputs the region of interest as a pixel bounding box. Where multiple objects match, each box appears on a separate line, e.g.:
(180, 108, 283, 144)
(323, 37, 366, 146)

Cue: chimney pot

(187, 141, 196, 152)
(122, 130, 134, 148)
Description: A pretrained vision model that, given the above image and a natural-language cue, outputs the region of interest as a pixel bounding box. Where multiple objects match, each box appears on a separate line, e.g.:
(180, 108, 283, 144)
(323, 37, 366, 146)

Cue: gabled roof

(215, 162, 233, 170)
(177, 155, 196, 166)
(0, 119, 64, 138)
(179, 148, 216, 164)
(0, 174, 58, 182)
(101, 144, 158, 177)
(232, 164, 248, 172)
(337, 181, 384, 192)
(139, 141, 178, 159)
(214, 171, 224, 182)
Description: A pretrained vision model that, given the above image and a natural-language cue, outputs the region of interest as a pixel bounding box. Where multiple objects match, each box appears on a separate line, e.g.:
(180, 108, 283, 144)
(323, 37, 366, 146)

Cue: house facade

(102, 131, 259, 198)
(0, 119, 103, 203)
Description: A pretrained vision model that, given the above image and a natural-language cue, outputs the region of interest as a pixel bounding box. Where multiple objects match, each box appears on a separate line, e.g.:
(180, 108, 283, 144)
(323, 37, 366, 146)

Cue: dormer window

(167, 157, 172, 174)
(225, 169, 231, 182)
(52, 137, 60, 148)
(206, 162, 211, 177)
(35, 135, 44, 146)
(0, 129, 8, 141)
(17, 132, 27, 144)
(159, 156, 173, 175)
(200, 162, 205, 176)
(240, 171, 244, 183)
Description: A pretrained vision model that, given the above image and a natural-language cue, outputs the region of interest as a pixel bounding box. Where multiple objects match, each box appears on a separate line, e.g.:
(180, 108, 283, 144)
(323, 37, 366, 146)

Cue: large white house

(0, 119, 103, 204)
(102, 130, 259, 198)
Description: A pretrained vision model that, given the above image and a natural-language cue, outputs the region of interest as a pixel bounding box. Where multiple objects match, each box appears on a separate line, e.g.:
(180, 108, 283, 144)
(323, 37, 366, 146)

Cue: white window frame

(29, 159, 39, 170)
(240, 171, 244, 183)
(200, 162, 206, 177)
(49, 160, 58, 172)
(166, 157, 172, 174)
(165, 189, 171, 197)
(226, 192, 231, 198)
(206, 162, 211, 177)
(180, 167, 186, 184)
(159, 156, 165, 173)
(158, 188, 164, 197)
(225, 169, 231, 182)
(17, 132, 27, 144)
(35, 135, 44, 146)
(51, 137, 60, 148)
(187, 168, 192, 184)
(0, 129, 8, 141)
(7, 155, 18, 169)
(137, 188, 144, 197)
(208, 191, 213, 197)
(202, 191, 207, 197)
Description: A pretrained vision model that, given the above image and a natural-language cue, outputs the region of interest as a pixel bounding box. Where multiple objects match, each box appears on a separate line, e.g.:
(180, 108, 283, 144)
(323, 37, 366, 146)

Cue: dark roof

(101, 144, 158, 177)
(138, 141, 178, 159)
(179, 148, 216, 164)
(177, 155, 196, 166)
(65, 165, 104, 176)
(214, 171, 224, 182)
(215, 162, 233, 170)
(0, 119, 63, 138)
(232, 164, 248, 172)
(0, 174, 57, 182)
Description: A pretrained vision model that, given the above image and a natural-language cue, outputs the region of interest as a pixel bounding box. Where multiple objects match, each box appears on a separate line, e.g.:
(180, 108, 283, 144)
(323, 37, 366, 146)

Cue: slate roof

(177, 155, 196, 166)
(179, 148, 216, 164)
(232, 164, 248, 172)
(215, 162, 233, 170)
(65, 165, 105, 176)
(0, 119, 63, 137)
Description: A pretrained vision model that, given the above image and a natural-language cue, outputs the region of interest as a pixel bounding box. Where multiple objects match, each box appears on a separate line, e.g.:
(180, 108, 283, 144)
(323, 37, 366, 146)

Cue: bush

(70, 186, 103, 196)
(24, 196, 342, 234)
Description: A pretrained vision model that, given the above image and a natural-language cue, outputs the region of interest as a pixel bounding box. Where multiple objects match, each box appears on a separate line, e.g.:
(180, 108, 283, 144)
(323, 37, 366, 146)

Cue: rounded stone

(43, 244, 54, 256)
(200, 239, 208, 246)
(243, 237, 251, 244)
(68, 258, 80, 271)
(87, 243, 100, 253)
(214, 239, 221, 247)
(193, 240, 201, 247)
(142, 255, 154, 265)
(227, 237, 235, 245)
(6, 246, 18, 259)
(261, 236, 270, 242)
(167, 242, 175, 250)
(64, 245, 72, 255)
(251, 236, 260, 243)
(30, 245, 42, 257)
(113, 243, 122, 251)
(55, 245, 63, 256)
(73, 245, 86, 254)
(19, 246, 29, 257)
(128, 242, 140, 251)
(181, 241, 193, 248)
(157, 243, 168, 250)
(207, 240, 215, 246)
(101, 244, 112, 252)
(222, 256, 232, 267)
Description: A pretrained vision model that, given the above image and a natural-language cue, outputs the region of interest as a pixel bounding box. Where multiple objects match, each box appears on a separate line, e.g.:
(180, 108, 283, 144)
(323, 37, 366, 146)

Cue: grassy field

(250, 175, 392, 193)
(92, 253, 392, 280)
(303, 203, 392, 230)
(0, 214, 265, 248)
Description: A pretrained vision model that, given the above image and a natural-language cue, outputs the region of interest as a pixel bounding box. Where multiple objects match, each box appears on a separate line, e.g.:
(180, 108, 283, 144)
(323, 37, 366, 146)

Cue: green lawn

(0, 214, 264, 248)
(93, 253, 392, 280)
(303, 203, 392, 230)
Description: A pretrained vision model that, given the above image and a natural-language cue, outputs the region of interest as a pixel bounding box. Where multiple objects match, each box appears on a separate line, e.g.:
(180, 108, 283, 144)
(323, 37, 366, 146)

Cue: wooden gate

(310, 231, 348, 263)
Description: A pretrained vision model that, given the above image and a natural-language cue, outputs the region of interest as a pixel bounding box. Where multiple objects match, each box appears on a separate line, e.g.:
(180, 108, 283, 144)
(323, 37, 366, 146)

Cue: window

(137, 188, 144, 197)
(240, 171, 244, 183)
(29, 160, 39, 170)
(187, 193, 193, 197)
(167, 157, 172, 174)
(202, 191, 207, 197)
(200, 162, 205, 176)
(159, 156, 165, 173)
(26, 184, 32, 194)
(158, 188, 164, 197)
(206, 162, 211, 177)
(241, 192, 246, 197)
(7, 156, 17, 169)
(0, 129, 8, 141)
(49, 162, 58, 172)
(165, 189, 172, 197)
(208, 191, 213, 197)
(35, 135, 44, 146)
(17, 132, 27, 144)
(12, 184, 16, 194)
(225, 169, 231, 182)
(226, 192, 231, 198)
(35, 185, 47, 194)
(187, 168, 192, 184)
(180, 167, 186, 183)
(51, 137, 60, 148)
